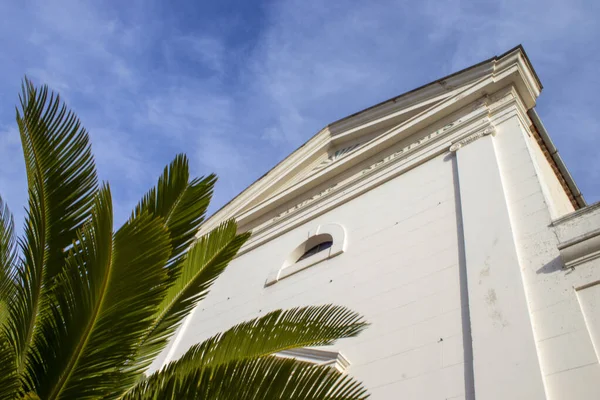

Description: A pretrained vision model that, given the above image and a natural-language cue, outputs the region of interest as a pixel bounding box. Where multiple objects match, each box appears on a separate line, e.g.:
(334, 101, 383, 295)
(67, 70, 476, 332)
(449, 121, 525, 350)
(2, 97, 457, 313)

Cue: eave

(198, 45, 582, 240)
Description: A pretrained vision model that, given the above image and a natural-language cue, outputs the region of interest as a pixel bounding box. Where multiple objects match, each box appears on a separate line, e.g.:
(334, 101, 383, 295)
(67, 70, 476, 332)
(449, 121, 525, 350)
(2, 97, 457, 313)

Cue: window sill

(265, 246, 342, 287)
(264, 223, 346, 287)
(274, 348, 350, 373)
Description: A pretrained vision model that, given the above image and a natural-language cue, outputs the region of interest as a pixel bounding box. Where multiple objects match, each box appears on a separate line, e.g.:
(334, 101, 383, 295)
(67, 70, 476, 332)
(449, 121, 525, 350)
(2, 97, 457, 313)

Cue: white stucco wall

(166, 153, 471, 399)
(158, 67, 600, 398)
(489, 111, 600, 400)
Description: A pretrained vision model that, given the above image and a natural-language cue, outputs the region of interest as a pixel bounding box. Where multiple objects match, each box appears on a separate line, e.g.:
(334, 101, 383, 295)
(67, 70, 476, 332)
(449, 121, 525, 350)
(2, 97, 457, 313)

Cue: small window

(297, 241, 333, 262)
(265, 223, 346, 287)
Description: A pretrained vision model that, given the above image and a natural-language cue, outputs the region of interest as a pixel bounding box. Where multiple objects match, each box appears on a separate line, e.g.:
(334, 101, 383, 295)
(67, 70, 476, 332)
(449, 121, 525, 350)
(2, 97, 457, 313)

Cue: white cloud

(0, 126, 27, 226)
(1, 0, 598, 233)
(243, 0, 600, 201)
(164, 35, 226, 74)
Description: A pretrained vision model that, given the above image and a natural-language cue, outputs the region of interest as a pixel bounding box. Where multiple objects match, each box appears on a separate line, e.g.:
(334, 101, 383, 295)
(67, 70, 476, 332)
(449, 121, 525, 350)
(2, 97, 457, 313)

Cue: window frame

(297, 240, 333, 262)
(265, 223, 346, 287)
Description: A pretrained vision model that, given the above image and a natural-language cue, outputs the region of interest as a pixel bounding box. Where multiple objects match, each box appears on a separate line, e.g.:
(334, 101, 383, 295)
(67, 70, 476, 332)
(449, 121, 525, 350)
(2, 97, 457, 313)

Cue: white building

(158, 46, 600, 399)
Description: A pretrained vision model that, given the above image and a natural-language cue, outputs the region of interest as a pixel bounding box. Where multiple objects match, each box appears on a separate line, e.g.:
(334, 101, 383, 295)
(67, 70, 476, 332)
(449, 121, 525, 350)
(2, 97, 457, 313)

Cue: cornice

(239, 113, 494, 255)
(197, 128, 331, 235)
(327, 56, 495, 137)
(328, 89, 454, 145)
(552, 201, 600, 227)
(233, 78, 491, 227)
(236, 85, 534, 254)
(199, 47, 542, 241)
(236, 81, 528, 229)
(493, 48, 541, 108)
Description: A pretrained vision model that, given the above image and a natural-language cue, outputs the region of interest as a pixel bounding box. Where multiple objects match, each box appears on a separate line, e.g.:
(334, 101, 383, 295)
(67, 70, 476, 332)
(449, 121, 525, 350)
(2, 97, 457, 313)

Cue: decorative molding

(195, 129, 331, 237)
(236, 80, 520, 237)
(233, 76, 491, 232)
(235, 116, 495, 256)
(269, 119, 469, 225)
(557, 228, 600, 268)
(198, 48, 541, 239)
(275, 348, 350, 373)
(449, 125, 495, 152)
(272, 184, 339, 223)
(551, 201, 600, 227)
(312, 143, 362, 171)
(359, 122, 454, 176)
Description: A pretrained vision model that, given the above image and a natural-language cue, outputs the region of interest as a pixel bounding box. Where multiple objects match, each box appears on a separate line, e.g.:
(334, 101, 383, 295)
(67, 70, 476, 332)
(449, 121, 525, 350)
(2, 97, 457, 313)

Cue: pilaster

(452, 130, 546, 398)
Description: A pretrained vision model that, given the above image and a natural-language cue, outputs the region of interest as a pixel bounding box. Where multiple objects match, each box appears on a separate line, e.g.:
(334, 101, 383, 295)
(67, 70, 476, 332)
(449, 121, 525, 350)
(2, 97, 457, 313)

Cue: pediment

(198, 46, 542, 238)
(271, 93, 455, 194)
(238, 88, 461, 212)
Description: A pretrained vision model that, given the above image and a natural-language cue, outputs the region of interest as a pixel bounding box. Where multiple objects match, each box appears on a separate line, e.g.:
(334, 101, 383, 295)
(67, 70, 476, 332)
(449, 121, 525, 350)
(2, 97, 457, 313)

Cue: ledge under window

(274, 348, 350, 373)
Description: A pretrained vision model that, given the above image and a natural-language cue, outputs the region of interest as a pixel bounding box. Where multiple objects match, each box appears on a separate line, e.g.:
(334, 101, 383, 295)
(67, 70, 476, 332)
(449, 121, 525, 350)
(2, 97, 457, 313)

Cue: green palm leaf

(7, 78, 98, 370)
(0, 79, 370, 399)
(132, 154, 216, 276)
(133, 220, 250, 370)
(0, 333, 19, 399)
(0, 196, 18, 397)
(124, 357, 369, 400)
(16, 78, 98, 281)
(26, 185, 173, 399)
(164, 305, 367, 371)
(0, 195, 17, 316)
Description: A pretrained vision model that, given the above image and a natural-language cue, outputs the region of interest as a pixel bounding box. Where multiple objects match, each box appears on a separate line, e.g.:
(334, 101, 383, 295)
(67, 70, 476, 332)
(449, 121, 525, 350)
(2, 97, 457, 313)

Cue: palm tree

(0, 79, 369, 399)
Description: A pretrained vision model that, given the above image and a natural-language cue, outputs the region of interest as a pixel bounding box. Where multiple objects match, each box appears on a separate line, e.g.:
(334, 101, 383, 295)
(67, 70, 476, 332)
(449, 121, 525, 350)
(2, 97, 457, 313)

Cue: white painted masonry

(157, 46, 600, 399)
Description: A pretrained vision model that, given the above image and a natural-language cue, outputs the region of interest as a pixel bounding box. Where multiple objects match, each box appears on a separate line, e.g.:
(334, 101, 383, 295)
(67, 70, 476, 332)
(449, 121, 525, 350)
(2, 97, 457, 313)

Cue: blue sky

(1, 0, 599, 229)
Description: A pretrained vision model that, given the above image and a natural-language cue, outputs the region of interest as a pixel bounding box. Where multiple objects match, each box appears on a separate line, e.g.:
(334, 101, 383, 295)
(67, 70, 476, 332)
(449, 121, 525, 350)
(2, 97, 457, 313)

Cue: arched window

(297, 240, 333, 262)
(265, 223, 346, 287)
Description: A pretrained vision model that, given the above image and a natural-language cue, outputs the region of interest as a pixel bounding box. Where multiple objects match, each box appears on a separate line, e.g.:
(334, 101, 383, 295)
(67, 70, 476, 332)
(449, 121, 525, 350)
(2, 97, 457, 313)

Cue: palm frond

(133, 219, 250, 370)
(132, 154, 216, 276)
(0, 195, 17, 317)
(0, 333, 19, 399)
(0, 196, 18, 396)
(7, 78, 98, 369)
(16, 77, 98, 281)
(7, 189, 47, 371)
(25, 185, 173, 399)
(124, 356, 369, 400)
(1, 79, 371, 400)
(161, 305, 367, 371)
(23, 185, 114, 397)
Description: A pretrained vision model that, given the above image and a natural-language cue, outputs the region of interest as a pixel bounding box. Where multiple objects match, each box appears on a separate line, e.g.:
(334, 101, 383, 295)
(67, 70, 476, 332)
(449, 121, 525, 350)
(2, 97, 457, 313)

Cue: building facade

(156, 46, 600, 399)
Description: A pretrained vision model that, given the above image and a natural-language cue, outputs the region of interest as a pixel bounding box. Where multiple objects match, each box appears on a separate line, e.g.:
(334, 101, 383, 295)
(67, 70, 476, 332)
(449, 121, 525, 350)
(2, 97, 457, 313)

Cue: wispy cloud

(0, 126, 26, 219)
(1, 0, 598, 231)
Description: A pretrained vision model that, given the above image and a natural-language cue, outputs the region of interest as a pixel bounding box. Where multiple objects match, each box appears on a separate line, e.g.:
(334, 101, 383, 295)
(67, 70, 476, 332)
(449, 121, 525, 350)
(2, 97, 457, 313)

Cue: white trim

(237, 86, 528, 255)
(265, 224, 346, 287)
(449, 125, 496, 152)
(558, 228, 600, 268)
(274, 348, 351, 373)
(245, 116, 493, 255)
(197, 48, 541, 239)
(552, 201, 600, 226)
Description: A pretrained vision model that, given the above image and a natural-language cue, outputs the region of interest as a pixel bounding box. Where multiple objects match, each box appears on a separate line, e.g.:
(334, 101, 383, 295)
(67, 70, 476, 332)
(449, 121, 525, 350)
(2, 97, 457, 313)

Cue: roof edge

(202, 45, 546, 228)
(501, 44, 543, 90)
(329, 44, 542, 131)
(528, 108, 586, 208)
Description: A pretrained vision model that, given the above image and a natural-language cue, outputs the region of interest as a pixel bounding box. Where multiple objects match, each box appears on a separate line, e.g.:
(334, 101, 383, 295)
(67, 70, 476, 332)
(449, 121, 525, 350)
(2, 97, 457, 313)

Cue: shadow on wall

(536, 255, 572, 275)
(450, 153, 476, 400)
